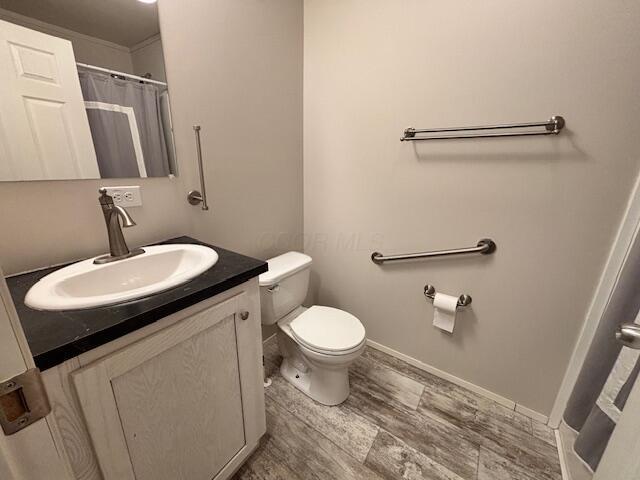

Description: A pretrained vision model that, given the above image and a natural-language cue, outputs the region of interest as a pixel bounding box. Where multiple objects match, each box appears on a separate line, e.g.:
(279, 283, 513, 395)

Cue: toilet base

(277, 331, 358, 406)
(280, 357, 350, 406)
(280, 358, 349, 406)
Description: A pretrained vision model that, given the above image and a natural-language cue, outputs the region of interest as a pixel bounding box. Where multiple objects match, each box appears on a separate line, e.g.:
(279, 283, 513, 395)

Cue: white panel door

(0, 19, 98, 181)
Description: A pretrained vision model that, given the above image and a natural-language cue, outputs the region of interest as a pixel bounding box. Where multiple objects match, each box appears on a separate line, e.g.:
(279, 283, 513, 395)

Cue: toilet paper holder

(424, 285, 472, 309)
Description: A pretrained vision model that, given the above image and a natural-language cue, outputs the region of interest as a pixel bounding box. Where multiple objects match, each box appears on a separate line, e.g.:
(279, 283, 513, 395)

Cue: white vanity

(8, 238, 268, 480)
(0, 2, 270, 478)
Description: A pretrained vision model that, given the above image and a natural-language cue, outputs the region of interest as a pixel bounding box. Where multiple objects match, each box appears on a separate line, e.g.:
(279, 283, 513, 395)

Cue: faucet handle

(98, 187, 115, 207)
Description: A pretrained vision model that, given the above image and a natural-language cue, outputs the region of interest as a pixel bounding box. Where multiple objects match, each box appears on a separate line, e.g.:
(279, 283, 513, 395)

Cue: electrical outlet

(101, 186, 142, 207)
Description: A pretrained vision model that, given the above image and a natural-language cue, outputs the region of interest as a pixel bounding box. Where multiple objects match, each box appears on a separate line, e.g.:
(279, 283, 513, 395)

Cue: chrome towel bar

(187, 125, 209, 210)
(401, 115, 564, 141)
(371, 238, 496, 264)
(424, 284, 472, 309)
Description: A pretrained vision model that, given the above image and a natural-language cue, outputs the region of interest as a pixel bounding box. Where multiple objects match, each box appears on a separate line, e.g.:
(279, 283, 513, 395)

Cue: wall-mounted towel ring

(424, 285, 472, 308)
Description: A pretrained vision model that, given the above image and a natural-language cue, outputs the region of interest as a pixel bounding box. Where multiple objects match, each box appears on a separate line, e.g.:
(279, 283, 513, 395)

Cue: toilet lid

(290, 306, 365, 353)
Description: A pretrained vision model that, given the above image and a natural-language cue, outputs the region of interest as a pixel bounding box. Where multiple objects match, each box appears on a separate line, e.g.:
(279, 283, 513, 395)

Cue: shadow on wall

(410, 130, 588, 164)
(442, 308, 479, 348)
(368, 253, 497, 274)
(305, 269, 322, 309)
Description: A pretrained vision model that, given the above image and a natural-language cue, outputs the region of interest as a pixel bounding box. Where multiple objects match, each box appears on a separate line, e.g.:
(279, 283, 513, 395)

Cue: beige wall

(159, 0, 303, 260)
(131, 35, 167, 82)
(304, 0, 640, 415)
(160, 0, 303, 339)
(0, 178, 191, 275)
(0, 0, 303, 282)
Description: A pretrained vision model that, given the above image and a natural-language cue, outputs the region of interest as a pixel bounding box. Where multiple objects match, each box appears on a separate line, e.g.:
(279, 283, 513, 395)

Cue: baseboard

(516, 403, 550, 424)
(265, 333, 550, 423)
(555, 427, 571, 480)
(262, 333, 277, 345)
(366, 339, 549, 423)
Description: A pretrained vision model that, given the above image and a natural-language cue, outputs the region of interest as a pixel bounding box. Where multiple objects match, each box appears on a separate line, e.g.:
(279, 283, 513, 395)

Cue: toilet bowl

(259, 252, 366, 405)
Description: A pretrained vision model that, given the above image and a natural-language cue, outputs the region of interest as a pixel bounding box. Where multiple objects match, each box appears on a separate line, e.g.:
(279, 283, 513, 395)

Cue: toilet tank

(259, 252, 312, 325)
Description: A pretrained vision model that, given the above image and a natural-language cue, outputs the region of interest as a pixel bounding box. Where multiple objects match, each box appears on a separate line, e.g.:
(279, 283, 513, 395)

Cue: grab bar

(424, 284, 472, 308)
(371, 238, 496, 264)
(401, 116, 564, 141)
(187, 125, 209, 210)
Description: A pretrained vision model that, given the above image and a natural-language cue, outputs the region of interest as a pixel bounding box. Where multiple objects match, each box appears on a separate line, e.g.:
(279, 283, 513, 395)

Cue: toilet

(259, 252, 366, 405)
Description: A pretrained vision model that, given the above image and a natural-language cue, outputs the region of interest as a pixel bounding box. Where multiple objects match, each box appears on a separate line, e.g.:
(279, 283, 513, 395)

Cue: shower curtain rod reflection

(76, 62, 168, 87)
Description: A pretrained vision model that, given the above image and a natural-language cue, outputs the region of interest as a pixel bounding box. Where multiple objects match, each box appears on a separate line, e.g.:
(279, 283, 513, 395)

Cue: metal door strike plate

(0, 368, 51, 435)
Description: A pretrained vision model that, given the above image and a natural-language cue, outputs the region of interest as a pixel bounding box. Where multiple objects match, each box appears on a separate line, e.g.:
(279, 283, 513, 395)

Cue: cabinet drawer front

(72, 292, 248, 480)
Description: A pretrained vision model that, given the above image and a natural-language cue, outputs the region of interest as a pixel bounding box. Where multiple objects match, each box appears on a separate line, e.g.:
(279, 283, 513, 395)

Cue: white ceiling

(0, 0, 160, 47)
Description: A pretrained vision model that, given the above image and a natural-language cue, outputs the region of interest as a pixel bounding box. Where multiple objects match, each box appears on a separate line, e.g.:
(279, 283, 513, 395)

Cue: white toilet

(259, 252, 366, 405)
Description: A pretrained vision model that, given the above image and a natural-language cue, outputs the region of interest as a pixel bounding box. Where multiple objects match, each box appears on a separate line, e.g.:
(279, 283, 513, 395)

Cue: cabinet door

(72, 292, 250, 480)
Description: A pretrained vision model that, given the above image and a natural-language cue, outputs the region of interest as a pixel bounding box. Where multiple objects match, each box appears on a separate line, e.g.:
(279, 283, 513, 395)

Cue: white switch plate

(102, 186, 142, 207)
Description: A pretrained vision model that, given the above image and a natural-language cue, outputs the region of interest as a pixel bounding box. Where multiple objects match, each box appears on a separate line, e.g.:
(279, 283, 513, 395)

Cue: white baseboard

(265, 332, 550, 423)
(556, 428, 570, 480)
(366, 339, 549, 423)
(262, 333, 277, 345)
(516, 403, 550, 424)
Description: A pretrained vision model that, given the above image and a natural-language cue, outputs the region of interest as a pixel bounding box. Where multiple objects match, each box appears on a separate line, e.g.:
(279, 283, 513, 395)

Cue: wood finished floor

(233, 338, 561, 480)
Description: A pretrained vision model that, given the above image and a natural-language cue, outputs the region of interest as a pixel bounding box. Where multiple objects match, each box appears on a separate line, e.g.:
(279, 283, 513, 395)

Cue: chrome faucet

(94, 188, 144, 264)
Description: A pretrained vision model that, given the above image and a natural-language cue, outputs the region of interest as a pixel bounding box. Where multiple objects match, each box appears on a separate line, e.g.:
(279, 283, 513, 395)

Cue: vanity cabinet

(41, 279, 265, 480)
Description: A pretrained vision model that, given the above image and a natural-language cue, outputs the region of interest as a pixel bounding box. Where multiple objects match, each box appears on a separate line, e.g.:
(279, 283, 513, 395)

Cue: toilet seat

(289, 306, 366, 356)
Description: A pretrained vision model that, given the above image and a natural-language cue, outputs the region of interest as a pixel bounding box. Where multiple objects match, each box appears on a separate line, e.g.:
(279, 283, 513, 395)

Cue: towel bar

(401, 116, 565, 141)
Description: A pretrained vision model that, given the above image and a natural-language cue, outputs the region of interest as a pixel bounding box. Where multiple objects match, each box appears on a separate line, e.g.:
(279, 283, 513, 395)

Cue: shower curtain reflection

(563, 233, 640, 473)
(78, 68, 172, 178)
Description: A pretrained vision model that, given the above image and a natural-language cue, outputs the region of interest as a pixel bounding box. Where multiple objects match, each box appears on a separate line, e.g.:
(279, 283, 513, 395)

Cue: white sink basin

(25, 244, 218, 311)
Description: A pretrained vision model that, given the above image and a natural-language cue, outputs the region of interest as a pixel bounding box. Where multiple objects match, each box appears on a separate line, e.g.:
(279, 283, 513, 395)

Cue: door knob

(615, 324, 640, 350)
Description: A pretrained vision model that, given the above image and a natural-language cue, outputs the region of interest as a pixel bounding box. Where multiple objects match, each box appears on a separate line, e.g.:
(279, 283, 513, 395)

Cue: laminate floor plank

(363, 347, 533, 435)
(351, 354, 425, 410)
(532, 421, 557, 447)
(364, 430, 466, 480)
(477, 445, 561, 480)
(345, 375, 480, 480)
(234, 399, 385, 480)
(245, 339, 561, 480)
(233, 433, 304, 480)
(418, 391, 561, 480)
(266, 374, 379, 462)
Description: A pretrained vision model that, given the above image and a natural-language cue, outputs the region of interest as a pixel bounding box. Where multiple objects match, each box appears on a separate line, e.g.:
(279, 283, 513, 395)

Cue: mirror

(0, 0, 176, 181)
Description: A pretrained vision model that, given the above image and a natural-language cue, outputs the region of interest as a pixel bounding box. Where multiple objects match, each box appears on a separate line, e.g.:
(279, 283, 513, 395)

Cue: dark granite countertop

(7, 236, 267, 371)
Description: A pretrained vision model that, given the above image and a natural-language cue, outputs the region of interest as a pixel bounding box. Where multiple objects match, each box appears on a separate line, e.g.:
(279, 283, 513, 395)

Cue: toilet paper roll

(433, 292, 459, 333)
